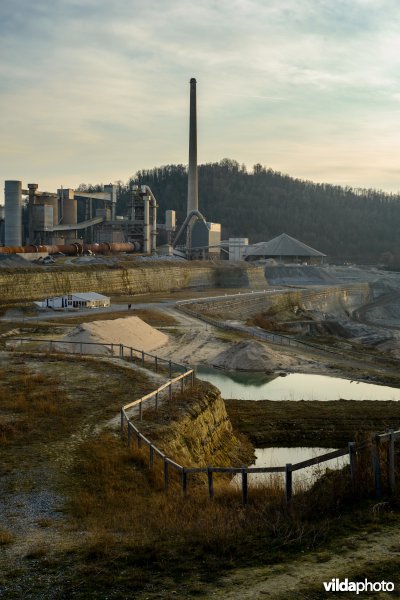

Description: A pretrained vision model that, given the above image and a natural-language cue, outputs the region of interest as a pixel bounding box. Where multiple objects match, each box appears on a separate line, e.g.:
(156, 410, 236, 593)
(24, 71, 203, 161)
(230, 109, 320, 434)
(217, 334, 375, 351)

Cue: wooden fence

(7, 336, 400, 504)
(6, 337, 187, 377)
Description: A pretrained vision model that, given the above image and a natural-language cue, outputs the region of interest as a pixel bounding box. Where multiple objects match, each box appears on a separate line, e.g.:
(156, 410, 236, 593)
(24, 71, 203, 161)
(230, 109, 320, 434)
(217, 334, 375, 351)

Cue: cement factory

(0, 78, 225, 261)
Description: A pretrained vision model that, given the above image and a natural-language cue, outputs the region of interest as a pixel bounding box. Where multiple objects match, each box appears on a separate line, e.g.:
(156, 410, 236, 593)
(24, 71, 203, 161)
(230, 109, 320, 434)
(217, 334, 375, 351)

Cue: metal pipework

(172, 209, 206, 248)
(0, 242, 137, 256)
(140, 185, 158, 254)
(143, 196, 150, 254)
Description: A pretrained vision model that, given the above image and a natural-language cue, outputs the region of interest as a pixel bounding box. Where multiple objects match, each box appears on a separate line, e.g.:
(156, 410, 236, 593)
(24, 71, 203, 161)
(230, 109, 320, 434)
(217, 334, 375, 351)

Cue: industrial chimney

(187, 77, 198, 215)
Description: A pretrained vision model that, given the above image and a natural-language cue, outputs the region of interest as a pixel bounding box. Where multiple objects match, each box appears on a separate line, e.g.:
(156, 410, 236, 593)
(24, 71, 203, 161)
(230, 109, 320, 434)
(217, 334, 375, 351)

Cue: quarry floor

(3, 272, 400, 598)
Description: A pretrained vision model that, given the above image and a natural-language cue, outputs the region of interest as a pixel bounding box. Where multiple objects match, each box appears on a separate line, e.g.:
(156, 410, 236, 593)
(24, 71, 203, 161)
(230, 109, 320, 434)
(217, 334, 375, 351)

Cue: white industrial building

(228, 238, 249, 261)
(35, 292, 110, 310)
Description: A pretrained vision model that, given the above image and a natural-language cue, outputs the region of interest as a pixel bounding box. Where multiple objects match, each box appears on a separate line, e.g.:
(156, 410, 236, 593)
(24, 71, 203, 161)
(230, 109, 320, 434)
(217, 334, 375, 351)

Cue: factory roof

(245, 233, 326, 257)
(71, 292, 109, 300)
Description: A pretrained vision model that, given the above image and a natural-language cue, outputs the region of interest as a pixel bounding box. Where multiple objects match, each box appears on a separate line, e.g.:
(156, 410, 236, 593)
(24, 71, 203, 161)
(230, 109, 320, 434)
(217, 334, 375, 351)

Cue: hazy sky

(2, 0, 400, 193)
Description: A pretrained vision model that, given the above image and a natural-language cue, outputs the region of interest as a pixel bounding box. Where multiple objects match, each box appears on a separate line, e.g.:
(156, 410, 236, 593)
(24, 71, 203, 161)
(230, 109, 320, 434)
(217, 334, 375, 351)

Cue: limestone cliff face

(144, 383, 254, 468)
(0, 263, 266, 303)
(184, 284, 371, 321)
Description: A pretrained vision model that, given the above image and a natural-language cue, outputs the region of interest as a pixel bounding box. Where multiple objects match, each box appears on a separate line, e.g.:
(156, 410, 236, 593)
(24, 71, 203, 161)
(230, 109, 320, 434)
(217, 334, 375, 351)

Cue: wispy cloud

(1, 0, 400, 190)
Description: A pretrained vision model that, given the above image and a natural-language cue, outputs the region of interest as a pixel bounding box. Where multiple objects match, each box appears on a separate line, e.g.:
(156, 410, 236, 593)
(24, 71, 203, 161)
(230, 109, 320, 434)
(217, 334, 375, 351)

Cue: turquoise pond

(195, 367, 400, 401)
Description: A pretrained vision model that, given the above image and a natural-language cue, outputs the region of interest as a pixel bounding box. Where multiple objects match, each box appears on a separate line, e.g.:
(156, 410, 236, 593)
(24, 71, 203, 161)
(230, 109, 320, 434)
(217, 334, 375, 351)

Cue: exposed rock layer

(0, 263, 266, 303)
(142, 383, 254, 468)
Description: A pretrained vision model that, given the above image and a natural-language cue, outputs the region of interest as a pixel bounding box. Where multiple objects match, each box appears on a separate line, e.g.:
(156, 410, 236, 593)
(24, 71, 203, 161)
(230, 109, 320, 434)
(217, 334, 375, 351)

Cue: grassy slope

(2, 354, 400, 598)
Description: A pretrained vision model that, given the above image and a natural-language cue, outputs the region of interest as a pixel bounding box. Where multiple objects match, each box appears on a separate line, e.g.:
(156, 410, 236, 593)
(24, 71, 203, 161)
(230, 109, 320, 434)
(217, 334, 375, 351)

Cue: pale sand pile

(58, 316, 168, 355)
(212, 340, 297, 372)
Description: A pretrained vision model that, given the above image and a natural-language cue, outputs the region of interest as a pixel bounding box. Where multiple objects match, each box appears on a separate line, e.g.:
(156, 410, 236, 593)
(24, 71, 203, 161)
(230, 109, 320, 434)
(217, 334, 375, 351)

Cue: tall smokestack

(187, 77, 198, 215)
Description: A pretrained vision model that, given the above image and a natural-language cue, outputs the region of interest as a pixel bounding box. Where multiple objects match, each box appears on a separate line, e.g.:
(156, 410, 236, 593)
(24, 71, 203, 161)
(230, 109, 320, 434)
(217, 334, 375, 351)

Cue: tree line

(78, 159, 400, 264)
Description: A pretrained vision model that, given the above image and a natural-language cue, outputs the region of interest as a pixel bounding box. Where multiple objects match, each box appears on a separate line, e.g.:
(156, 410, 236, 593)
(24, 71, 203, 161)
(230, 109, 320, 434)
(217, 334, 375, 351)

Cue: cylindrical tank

(61, 189, 77, 225)
(62, 198, 77, 224)
(41, 194, 59, 225)
(5, 180, 23, 246)
(143, 196, 150, 253)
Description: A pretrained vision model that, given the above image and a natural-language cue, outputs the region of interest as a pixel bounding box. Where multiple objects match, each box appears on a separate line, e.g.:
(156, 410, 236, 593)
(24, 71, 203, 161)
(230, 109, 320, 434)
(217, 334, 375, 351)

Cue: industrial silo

(60, 189, 77, 225)
(4, 180, 23, 246)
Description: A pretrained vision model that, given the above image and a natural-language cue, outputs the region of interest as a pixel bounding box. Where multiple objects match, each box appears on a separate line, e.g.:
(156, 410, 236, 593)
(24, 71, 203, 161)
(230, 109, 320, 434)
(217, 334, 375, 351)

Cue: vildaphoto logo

(323, 578, 394, 594)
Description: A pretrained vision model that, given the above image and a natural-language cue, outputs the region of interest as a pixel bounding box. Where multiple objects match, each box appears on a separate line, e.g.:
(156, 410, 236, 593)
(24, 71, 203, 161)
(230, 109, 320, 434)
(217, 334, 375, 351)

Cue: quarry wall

(145, 383, 253, 468)
(0, 263, 266, 303)
(180, 284, 371, 320)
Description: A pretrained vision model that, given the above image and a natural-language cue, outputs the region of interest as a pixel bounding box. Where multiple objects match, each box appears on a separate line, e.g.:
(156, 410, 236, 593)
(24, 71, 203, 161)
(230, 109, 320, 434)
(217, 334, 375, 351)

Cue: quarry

(2, 255, 400, 598)
(2, 80, 400, 599)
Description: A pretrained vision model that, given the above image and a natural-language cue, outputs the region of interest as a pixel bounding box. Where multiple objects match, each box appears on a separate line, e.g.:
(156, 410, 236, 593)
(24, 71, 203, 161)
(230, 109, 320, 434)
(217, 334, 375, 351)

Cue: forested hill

(92, 159, 400, 263)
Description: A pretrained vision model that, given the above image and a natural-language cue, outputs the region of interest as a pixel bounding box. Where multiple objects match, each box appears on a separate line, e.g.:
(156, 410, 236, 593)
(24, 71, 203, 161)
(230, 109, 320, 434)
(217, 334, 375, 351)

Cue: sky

(2, 0, 400, 193)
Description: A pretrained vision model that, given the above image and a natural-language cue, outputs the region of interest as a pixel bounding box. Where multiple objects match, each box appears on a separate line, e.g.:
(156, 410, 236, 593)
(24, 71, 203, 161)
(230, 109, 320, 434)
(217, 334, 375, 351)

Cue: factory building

(1, 78, 223, 261)
(228, 238, 249, 261)
(244, 233, 326, 264)
(35, 292, 110, 310)
(1, 181, 164, 256)
(190, 221, 221, 259)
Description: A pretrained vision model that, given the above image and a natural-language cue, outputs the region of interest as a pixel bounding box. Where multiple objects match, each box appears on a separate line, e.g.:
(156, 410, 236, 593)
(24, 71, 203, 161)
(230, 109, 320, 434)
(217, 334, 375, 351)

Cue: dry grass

(0, 353, 153, 448)
(47, 308, 177, 327)
(0, 528, 15, 546)
(226, 399, 400, 447)
(61, 430, 366, 598)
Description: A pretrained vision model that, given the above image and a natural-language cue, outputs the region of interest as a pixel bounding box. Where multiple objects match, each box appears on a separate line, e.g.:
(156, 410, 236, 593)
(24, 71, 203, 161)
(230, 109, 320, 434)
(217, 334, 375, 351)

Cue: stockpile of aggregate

(212, 340, 296, 372)
(0, 254, 34, 268)
(58, 316, 168, 354)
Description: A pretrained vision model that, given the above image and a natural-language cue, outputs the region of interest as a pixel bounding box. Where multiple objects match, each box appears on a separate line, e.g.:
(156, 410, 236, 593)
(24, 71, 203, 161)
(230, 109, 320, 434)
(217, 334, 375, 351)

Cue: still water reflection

(196, 367, 400, 401)
(233, 447, 349, 490)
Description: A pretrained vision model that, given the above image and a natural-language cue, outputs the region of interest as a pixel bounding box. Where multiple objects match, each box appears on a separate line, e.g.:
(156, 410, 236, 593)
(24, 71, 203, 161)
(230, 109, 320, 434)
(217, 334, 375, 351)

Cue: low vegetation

(2, 351, 400, 598)
(226, 399, 400, 447)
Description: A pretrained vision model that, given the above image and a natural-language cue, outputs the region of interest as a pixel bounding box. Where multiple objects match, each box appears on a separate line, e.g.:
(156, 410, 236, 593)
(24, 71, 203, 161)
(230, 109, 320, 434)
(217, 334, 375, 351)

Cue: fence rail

(7, 336, 400, 505)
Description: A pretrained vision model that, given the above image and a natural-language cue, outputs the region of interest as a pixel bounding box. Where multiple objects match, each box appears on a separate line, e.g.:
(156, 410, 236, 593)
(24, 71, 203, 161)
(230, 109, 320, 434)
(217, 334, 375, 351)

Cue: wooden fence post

(169, 383, 172, 401)
(164, 459, 169, 494)
(130, 347, 133, 362)
(141, 351, 145, 367)
(371, 434, 382, 499)
(137, 433, 142, 449)
(169, 360, 172, 378)
(182, 469, 187, 496)
(348, 442, 357, 491)
(207, 467, 214, 499)
(149, 445, 154, 467)
(388, 429, 396, 495)
(242, 469, 248, 506)
(120, 409, 124, 436)
(285, 464, 292, 502)
(119, 344, 123, 358)
(127, 421, 132, 447)
(155, 356, 158, 372)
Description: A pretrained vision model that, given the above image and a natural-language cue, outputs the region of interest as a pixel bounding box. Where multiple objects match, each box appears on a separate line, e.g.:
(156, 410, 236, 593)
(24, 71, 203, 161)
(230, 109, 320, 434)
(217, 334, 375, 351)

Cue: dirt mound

(0, 254, 34, 268)
(212, 340, 296, 372)
(59, 316, 168, 354)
